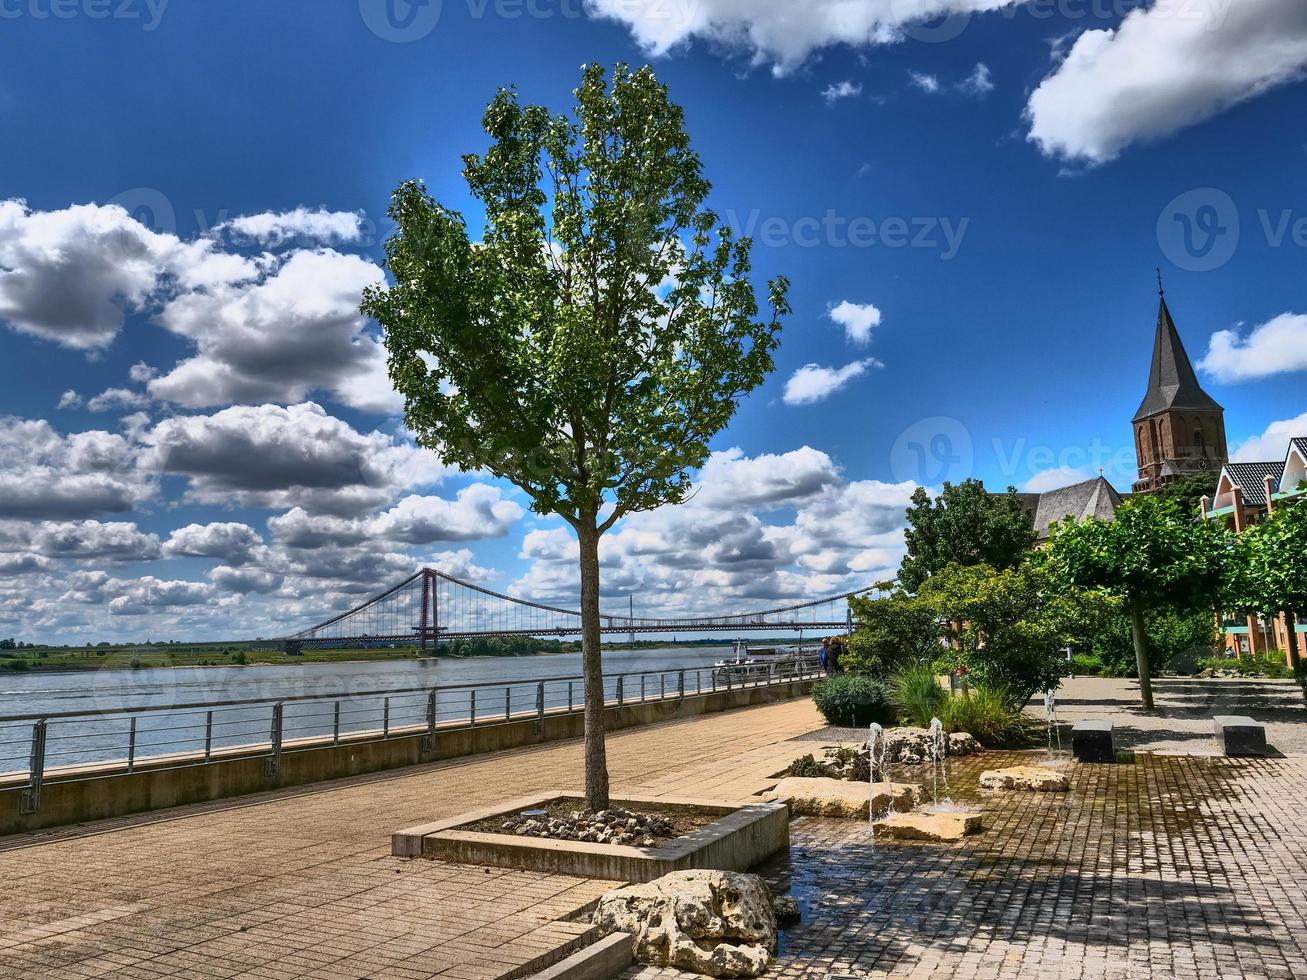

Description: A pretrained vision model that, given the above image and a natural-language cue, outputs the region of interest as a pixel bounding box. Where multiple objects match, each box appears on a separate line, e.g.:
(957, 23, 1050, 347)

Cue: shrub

(230, 651, 248, 665)
(1197, 655, 1290, 679)
(787, 754, 824, 777)
(889, 664, 948, 727)
(942, 687, 1027, 747)
(812, 674, 894, 727)
(1070, 653, 1103, 676)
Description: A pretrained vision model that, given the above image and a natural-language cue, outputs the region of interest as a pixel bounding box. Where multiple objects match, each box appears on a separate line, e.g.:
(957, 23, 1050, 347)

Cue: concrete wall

(1, 678, 817, 836)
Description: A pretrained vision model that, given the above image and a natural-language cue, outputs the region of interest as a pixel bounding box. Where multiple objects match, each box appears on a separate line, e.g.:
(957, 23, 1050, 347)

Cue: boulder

(978, 766, 1069, 792)
(765, 777, 921, 818)
(876, 811, 982, 842)
(593, 870, 776, 978)
(948, 732, 983, 756)
(879, 727, 981, 764)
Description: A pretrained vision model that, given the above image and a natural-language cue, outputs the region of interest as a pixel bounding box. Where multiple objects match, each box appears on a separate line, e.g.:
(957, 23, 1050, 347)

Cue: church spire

(1132, 292, 1222, 423)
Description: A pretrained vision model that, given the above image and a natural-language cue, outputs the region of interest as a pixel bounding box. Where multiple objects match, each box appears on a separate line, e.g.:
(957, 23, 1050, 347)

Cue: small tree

(1047, 496, 1228, 709)
(898, 480, 1036, 593)
(1229, 503, 1307, 678)
(363, 64, 788, 810)
(844, 590, 944, 677)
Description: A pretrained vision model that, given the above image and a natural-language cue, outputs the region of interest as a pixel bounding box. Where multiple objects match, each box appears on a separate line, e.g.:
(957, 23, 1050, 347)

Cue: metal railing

(1, 657, 822, 815)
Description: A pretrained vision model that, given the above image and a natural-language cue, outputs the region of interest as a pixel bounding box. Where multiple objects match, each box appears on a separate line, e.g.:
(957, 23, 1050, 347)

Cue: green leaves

(362, 64, 788, 532)
(1046, 495, 1229, 609)
(898, 479, 1037, 593)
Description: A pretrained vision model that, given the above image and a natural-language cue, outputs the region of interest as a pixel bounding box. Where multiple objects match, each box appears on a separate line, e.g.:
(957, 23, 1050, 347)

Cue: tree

(1150, 472, 1219, 520)
(919, 562, 1065, 707)
(1228, 503, 1307, 677)
(844, 590, 944, 677)
(362, 64, 788, 810)
(1047, 496, 1229, 709)
(898, 480, 1036, 593)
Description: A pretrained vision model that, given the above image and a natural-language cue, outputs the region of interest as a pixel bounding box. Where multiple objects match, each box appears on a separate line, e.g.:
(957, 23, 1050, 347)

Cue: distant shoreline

(0, 642, 741, 678)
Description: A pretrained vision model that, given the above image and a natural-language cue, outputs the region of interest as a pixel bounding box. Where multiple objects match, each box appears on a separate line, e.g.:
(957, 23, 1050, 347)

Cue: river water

(0, 648, 745, 774)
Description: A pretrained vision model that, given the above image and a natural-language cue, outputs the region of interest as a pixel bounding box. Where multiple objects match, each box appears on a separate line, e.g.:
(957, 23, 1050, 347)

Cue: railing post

(19, 719, 46, 816)
(470, 689, 477, 727)
(640, 675, 646, 702)
(264, 702, 283, 779)
(536, 682, 545, 722)
(383, 696, 391, 738)
(427, 689, 438, 737)
(678, 670, 685, 699)
(660, 674, 665, 701)
(127, 717, 137, 773)
(204, 710, 213, 762)
(568, 681, 574, 712)
(505, 686, 511, 722)
(617, 675, 624, 707)
(333, 702, 341, 744)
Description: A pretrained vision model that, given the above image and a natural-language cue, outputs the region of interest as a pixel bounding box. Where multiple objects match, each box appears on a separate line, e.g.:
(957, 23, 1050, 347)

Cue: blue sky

(2, 0, 1306, 642)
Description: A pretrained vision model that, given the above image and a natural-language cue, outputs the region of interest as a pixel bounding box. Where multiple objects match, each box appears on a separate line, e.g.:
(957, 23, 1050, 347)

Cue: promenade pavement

(3, 679, 1307, 979)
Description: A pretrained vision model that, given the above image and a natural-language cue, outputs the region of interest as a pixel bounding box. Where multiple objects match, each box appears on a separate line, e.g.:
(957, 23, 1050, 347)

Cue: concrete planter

(393, 792, 789, 881)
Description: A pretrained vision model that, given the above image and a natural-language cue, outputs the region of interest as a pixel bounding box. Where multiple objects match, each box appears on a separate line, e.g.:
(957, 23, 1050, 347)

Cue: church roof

(1023, 476, 1125, 541)
(1219, 462, 1285, 507)
(1133, 296, 1223, 423)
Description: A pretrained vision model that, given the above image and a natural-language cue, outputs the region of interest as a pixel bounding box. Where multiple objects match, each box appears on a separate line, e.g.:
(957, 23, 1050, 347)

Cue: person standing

(819, 637, 831, 674)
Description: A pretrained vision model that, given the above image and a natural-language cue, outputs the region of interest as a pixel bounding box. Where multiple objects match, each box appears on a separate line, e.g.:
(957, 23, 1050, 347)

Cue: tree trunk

(1285, 613, 1303, 700)
(577, 522, 610, 812)
(1129, 594, 1154, 711)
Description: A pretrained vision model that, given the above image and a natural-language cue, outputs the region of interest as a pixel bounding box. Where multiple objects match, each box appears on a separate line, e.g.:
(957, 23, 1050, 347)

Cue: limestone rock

(766, 776, 920, 818)
(877, 727, 983, 764)
(593, 869, 776, 978)
(948, 732, 983, 756)
(979, 766, 1069, 792)
(876, 811, 982, 842)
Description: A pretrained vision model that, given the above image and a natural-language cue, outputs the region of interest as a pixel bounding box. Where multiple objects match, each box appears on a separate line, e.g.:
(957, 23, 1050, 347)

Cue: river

(0, 647, 748, 774)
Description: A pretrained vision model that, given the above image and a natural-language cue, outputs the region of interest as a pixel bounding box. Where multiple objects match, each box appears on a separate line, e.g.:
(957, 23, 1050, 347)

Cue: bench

(1072, 719, 1114, 763)
(1213, 715, 1267, 757)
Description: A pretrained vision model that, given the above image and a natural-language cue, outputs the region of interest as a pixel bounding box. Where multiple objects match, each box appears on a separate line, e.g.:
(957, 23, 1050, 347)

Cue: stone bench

(1072, 719, 1114, 763)
(1213, 715, 1267, 757)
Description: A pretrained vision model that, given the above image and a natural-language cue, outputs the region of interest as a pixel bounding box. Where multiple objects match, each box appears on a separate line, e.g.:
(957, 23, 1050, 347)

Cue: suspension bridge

(280, 568, 881, 652)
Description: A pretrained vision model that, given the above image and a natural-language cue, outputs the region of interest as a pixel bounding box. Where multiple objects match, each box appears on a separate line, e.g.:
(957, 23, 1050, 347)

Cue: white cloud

(585, 0, 1023, 75)
(827, 300, 882, 345)
(141, 402, 450, 515)
(0, 418, 153, 519)
(821, 80, 862, 103)
(1026, 0, 1307, 165)
(910, 71, 941, 94)
(1232, 411, 1307, 462)
(128, 362, 157, 383)
(212, 208, 368, 249)
(57, 390, 82, 410)
(86, 387, 152, 413)
(370, 486, 524, 544)
(696, 447, 840, 507)
(108, 576, 213, 616)
(960, 62, 994, 95)
(164, 522, 265, 566)
(209, 565, 284, 594)
(0, 199, 255, 350)
(31, 520, 162, 562)
(783, 359, 879, 405)
(148, 249, 397, 415)
(1198, 313, 1307, 382)
(1023, 466, 1094, 493)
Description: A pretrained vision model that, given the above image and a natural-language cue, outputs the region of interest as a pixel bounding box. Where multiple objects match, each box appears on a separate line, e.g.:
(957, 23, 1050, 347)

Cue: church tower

(1132, 289, 1228, 493)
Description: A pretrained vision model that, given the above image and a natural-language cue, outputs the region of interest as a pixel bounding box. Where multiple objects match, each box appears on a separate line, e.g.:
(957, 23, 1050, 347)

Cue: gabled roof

(1134, 296, 1223, 422)
(1029, 477, 1124, 540)
(1291, 437, 1307, 461)
(1219, 462, 1285, 507)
